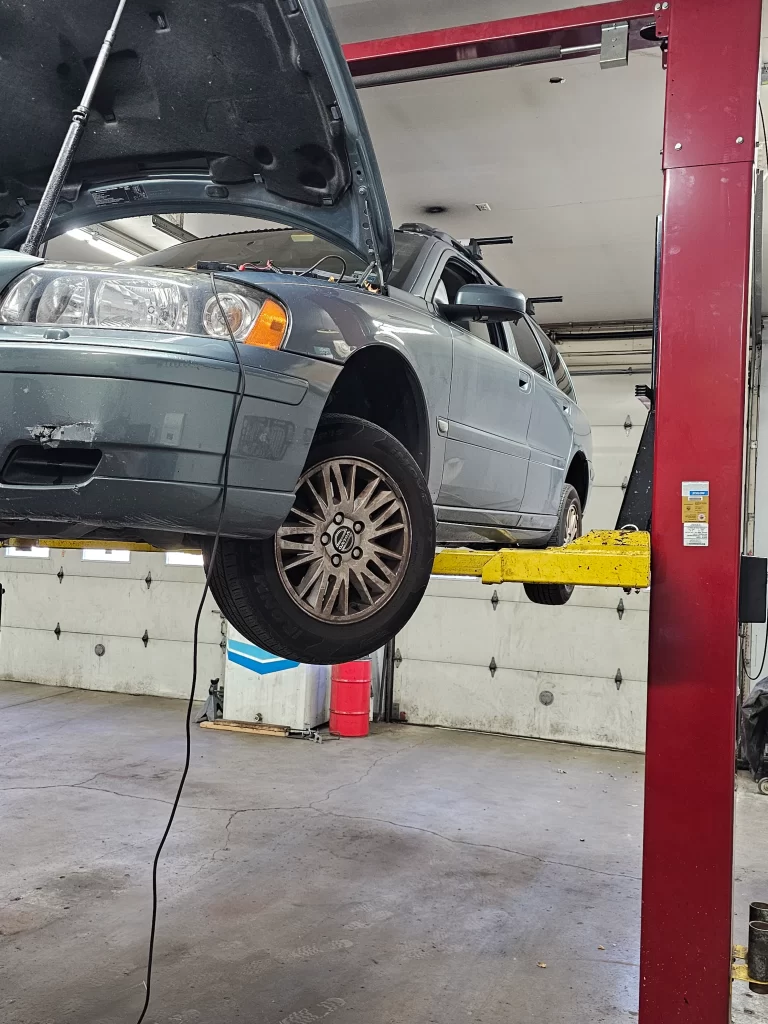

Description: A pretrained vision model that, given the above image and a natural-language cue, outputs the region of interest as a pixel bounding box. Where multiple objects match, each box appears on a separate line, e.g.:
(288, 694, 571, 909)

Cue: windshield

(129, 228, 425, 289)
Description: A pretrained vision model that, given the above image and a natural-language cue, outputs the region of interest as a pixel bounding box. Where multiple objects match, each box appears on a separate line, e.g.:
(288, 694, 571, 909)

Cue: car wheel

(523, 484, 582, 607)
(205, 414, 436, 664)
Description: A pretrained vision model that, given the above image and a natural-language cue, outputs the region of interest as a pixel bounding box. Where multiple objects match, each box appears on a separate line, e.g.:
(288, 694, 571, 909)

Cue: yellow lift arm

(2, 529, 651, 590)
(432, 530, 651, 589)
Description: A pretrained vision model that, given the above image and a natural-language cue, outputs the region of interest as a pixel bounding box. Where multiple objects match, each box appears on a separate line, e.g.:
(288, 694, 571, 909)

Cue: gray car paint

(0, 231, 591, 549)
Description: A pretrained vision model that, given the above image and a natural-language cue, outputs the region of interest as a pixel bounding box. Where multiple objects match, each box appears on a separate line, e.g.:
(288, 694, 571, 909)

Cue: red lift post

(344, 2, 762, 1021)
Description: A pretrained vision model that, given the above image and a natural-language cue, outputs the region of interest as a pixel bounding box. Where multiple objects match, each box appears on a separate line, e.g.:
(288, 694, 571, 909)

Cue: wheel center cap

(332, 525, 355, 554)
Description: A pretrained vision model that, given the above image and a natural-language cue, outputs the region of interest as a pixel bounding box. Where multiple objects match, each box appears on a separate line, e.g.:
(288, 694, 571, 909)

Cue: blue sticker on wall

(227, 638, 300, 676)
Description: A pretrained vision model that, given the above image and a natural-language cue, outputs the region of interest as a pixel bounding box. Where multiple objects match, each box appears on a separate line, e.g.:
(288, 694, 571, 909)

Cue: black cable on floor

(133, 274, 247, 1024)
(743, 624, 768, 683)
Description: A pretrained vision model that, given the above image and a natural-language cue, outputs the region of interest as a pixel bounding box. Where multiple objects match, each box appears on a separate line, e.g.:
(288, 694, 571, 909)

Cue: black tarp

(742, 677, 768, 778)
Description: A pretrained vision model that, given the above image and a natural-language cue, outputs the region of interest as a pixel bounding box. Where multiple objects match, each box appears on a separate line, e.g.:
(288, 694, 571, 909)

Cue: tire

(523, 484, 582, 607)
(205, 414, 435, 665)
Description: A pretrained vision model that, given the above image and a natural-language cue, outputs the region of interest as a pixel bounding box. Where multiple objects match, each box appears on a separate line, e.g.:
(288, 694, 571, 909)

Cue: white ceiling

(46, 0, 768, 323)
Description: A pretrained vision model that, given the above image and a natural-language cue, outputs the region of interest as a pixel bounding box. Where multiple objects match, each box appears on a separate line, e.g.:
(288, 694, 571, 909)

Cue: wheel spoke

(331, 461, 350, 504)
(350, 566, 374, 606)
(306, 476, 328, 516)
(322, 573, 345, 616)
(353, 476, 379, 512)
(290, 506, 323, 526)
(367, 554, 395, 583)
(321, 463, 335, 510)
(370, 521, 404, 540)
(370, 543, 403, 562)
(282, 551, 320, 571)
(366, 488, 396, 517)
(306, 566, 330, 610)
(278, 539, 316, 552)
(296, 560, 325, 599)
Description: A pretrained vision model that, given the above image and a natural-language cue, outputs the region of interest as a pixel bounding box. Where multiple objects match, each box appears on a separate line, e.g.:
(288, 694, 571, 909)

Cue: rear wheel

(523, 484, 582, 606)
(205, 414, 435, 664)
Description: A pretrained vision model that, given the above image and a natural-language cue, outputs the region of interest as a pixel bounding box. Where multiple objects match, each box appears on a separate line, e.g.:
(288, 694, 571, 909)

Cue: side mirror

(438, 283, 526, 323)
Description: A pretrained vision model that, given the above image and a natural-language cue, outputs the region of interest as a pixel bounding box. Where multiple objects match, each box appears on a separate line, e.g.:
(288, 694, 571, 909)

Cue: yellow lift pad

(432, 530, 651, 589)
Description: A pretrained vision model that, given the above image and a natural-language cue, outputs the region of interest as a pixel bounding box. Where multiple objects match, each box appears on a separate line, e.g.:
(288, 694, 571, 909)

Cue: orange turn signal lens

(243, 298, 288, 349)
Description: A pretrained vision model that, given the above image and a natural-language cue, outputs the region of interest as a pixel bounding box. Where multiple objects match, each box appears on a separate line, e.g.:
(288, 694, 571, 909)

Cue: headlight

(0, 263, 288, 348)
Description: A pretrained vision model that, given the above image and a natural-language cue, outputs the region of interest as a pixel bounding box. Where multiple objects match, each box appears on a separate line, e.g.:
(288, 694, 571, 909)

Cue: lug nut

(331, 554, 342, 567)
(352, 548, 362, 559)
(334, 513, 344, 525)
(353, 521, 364, 533)
(321, 533, 330, 545)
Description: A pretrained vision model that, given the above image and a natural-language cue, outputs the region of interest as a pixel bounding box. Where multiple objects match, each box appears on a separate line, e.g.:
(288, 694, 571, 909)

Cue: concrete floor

(0, 679, 766, 1024)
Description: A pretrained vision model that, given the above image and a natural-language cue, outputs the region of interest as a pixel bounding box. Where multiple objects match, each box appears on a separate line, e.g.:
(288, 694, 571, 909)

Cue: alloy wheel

(275, 457, 412, 623)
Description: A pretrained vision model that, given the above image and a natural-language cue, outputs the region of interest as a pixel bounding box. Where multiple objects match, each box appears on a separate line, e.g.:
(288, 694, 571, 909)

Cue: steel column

(642, 0, 761, 1020)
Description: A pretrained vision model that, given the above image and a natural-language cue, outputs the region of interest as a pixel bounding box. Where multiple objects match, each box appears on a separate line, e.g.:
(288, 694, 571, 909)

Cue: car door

(430, 257, 533, 514)
(507, 315, 573, 519)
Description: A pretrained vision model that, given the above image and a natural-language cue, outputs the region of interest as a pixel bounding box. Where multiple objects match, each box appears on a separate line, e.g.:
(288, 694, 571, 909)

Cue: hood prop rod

(21, 0, 129, 256)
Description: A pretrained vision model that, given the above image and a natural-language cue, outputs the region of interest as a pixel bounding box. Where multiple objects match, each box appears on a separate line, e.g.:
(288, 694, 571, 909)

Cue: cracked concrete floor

(1, 679, 766, 1024)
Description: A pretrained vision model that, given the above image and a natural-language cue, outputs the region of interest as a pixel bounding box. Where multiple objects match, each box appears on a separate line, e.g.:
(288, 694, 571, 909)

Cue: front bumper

(0, 326, 339, 540)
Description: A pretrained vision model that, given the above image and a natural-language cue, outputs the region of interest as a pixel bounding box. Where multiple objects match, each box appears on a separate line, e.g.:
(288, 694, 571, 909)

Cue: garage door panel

(571, 376, 651, 426)
(584, 484, 625, 530)
(0, 572, 222, 643)
(398, 594, 648, 679)
(395, 660, 646, 752)
(0, 626, 220, 699)
(590, 424, 647, 455)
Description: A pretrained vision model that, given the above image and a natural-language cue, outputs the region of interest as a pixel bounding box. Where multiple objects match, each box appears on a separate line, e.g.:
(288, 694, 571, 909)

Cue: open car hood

(0, 0, 394, 277)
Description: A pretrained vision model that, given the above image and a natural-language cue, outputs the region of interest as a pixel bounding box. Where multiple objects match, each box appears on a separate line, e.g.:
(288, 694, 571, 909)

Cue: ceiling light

(424, 205, 447, 215)
(550, 76, 565, 84)
(66, 227, 141, 260)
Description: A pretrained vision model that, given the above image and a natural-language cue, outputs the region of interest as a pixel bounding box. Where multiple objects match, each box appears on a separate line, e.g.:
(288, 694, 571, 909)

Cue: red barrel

(330, 660, 371, 737)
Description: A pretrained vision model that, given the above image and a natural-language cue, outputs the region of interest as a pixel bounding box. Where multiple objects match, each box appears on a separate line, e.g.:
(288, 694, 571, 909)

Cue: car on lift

(0, 0, 592, 664)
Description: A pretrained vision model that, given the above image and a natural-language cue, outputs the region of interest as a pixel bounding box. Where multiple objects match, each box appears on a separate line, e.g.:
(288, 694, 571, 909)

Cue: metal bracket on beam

(600, 21, 629, 68)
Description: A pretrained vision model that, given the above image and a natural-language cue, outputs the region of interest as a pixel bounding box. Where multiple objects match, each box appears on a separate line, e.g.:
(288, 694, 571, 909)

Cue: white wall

(395, 579, 648, 751)
(0, 549, 222, 700)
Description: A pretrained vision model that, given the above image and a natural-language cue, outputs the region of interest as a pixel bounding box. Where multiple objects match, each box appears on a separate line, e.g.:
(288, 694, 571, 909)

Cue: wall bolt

(736, 136, 745, 144)
(674, 142, 682, 150)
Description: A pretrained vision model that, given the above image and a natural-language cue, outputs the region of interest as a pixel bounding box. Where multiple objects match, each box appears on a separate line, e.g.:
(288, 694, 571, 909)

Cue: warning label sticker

(683, 522, 709, 547)
(682, 481, 709, 546)
(91, 184, 148, 208)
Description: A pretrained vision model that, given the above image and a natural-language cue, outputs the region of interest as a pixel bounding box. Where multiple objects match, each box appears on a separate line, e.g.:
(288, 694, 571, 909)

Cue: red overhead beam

(343, 1, 657, 76)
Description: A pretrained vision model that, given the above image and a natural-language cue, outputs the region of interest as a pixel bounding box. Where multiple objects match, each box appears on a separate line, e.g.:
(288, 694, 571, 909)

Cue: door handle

(519, 372, 532, 392)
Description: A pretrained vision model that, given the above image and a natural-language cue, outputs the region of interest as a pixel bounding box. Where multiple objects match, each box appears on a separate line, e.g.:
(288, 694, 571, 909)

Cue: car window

(129, 228, 425, 289)
(532, 321, 576, 398)
(508, 316, 548, 376)
(431, 258, 499, 347)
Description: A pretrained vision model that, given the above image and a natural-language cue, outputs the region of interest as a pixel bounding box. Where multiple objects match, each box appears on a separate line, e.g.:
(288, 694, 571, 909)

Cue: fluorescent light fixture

(82, 548, 131, 562)
(5, 545, 49, 558)
(166, 551, 204, 566)
(66, 227, 143, 260)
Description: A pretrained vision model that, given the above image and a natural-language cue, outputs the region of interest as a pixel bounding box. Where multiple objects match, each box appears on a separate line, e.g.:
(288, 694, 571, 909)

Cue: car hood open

(0, 0, 394, 277)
